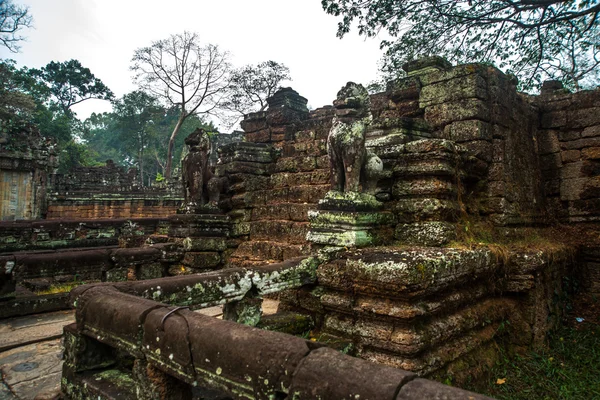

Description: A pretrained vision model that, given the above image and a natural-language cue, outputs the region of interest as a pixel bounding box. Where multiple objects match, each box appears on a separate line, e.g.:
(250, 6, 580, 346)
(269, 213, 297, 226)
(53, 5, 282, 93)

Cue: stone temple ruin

(1, 56, 600, 399)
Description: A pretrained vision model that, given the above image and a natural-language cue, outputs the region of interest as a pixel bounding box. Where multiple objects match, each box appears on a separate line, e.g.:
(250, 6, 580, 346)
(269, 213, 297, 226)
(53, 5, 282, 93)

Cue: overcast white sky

(0, 0, 386, 130)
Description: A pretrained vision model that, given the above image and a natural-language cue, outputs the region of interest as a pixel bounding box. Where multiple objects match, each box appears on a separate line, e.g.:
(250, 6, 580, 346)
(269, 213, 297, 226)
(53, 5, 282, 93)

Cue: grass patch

(35, 281, 85, 295)
(465, 323, 600, 399)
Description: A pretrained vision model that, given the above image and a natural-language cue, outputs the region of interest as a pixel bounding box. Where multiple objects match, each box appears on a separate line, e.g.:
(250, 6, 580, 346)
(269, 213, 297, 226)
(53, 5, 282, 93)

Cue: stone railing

(63, 256, 491, 400)
(0, 218, 178, 318)
(0, 217, 169, 252)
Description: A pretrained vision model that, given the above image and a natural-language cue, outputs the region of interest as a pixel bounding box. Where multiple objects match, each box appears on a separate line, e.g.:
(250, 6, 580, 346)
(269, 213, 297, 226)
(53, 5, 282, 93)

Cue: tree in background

(0, 59, 114, 171)
(222, 60, 291, 123)
(131, 31, 230, 179)
(83, 96, 217, 186)
(0, 60, 35, 130)
(0, 0, 32, 52)
(322, 0, 600, 90)
(27, 59, 114, 116)
(111, 91, 162, 185)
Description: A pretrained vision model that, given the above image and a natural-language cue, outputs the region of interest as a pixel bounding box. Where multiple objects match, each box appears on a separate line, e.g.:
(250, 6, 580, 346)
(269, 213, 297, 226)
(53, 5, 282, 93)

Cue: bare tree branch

(131, 31, 231, 178)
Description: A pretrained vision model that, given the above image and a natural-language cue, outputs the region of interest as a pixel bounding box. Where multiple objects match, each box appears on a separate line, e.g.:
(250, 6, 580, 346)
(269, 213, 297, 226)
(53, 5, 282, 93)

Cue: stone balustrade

(63, 258, 491, 400)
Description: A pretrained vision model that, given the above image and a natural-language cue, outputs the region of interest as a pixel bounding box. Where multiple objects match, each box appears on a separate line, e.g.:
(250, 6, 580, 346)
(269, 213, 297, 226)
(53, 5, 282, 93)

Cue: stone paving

(0, 310, 73, 400)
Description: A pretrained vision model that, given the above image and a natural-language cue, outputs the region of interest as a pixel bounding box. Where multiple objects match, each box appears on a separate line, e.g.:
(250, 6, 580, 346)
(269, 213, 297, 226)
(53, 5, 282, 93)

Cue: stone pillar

(168, 213, 230, 274)
(306, 83, 392, 248)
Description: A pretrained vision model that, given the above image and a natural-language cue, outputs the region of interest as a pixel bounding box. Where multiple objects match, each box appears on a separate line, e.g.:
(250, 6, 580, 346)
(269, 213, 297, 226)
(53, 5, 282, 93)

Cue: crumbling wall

(0, 217, 168, 252)
(221, 89, 332, 268)
(0, 127, 57, 221)
(535, 85, 600, 223)
(47, 161, 183, 219)
(409, 58, 546, 226)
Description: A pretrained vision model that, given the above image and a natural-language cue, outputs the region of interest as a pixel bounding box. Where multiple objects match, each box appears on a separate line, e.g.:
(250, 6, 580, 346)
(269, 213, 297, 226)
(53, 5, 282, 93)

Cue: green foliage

(0, 59, 35, 135)
(466, 324, 600, 399)
(27, 59, 114, 115)
(0, 58, 114, 171)
(322, 0, 600, 90)
(83, 92, 216, 185)
(222, 60, 291, 120)
(0, 0, 32, 52)
(57, 139, 101, 173)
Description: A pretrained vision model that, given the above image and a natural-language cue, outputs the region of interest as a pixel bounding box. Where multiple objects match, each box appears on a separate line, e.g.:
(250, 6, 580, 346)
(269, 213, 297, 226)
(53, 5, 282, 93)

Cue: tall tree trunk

(139, 133, 144, 186)
(165, 114, 186, 179)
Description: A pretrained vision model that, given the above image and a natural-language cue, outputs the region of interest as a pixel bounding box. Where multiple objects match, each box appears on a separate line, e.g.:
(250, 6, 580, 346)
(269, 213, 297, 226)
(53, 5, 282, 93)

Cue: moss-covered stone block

(395, 221, 457, 246)
(181, 252, 221, 269)
(318, 191, 383, 212)
(307, 228, 375, 247)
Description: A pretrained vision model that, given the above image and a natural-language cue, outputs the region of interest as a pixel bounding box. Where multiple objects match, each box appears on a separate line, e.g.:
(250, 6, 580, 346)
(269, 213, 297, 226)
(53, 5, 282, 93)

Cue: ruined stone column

(307, 83, 391, 248)
(167, 128, 231, 274)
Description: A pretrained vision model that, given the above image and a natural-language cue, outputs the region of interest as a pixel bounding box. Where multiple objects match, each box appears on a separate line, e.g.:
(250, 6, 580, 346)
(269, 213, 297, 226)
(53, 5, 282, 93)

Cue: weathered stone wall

(280, 244, 574, 383)
(0, 127, 57, 221)
(46, 161, 183, 219)
(222, 60, 571, 268)
(46, 198, 181, 219)
(535, 85, 600, 223)
(410, 58, 546, 226)
(220, 89, 332, 268)
(0, 217, 168, 252)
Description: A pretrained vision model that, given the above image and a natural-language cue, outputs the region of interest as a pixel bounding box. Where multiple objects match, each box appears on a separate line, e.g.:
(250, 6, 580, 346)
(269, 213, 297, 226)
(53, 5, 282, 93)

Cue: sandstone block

(420, 74, 487, 108)
(561, 149, 581, 163)
(582, 147, 600, 160)
(540, 152, 562, 171)
(187, 312, 310, 399)
(461, 140, 493, 162)
(240, 111, 267, 132)
(386, 76, 421, 101)
(444, 120, 492, 142)
(569, 107, 600, 128)
(289, 347, 414, 400)
(294, 130, 316, 142)
(252, 204, 291, 221)
(558, 130, 581, 141)
(393, 198, 459, 222)
(540, 110, 566, 128)
(274, 156, 317, 173)
(560, 161, 584, 179)
(245, 129, 271, 143)
(425, 98, 490, 129)
(181, 252, 221, 269)
(582, 125, 600, 138)
(563, 137, 600, 150)
(396, 378, 492, 400)
(393, 178, 456, 198)
(537, 130, 561, 155)
(395, 221, 456, 246)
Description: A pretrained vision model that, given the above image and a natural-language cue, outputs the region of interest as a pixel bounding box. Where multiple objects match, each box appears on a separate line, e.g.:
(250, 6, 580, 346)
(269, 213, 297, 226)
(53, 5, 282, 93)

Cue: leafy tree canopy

(0, 0, 32, 52)
(27, 59, 114, 116)
(223, 60, 291, 118)
(322, 0, 600, 90)
(0, 58, 114, 172)
(0, 59, 35, 127)
(83, 93, 216, 186)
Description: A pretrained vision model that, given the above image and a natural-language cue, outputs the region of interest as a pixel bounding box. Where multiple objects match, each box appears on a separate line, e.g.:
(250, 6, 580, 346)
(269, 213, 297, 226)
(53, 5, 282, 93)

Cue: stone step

(0, 310, 74, 352)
